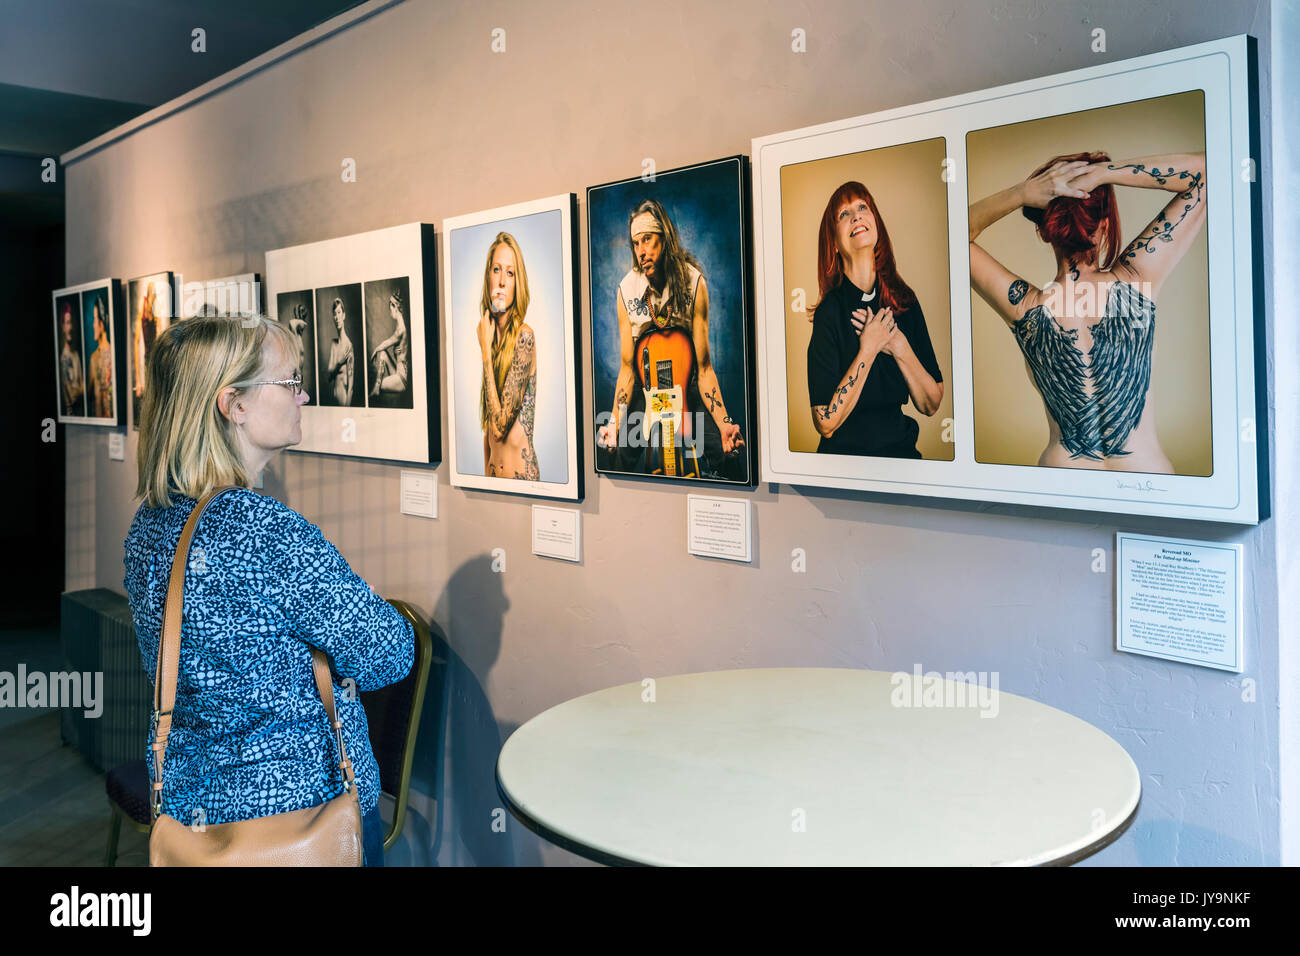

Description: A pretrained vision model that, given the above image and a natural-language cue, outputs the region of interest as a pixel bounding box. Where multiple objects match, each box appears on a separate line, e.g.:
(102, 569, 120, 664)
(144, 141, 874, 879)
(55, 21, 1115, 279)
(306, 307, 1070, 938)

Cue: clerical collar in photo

(843, 275, 879, 303)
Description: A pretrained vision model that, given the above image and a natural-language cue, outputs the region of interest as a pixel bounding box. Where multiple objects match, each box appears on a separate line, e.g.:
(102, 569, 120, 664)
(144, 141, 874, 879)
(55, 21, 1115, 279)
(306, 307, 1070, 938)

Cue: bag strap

(151, 485, 356, 821)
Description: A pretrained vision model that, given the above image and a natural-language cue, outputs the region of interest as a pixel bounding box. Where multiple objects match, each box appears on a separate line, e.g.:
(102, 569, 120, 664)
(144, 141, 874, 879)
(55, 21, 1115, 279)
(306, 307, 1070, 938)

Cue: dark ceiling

(0, 0, 366, 225)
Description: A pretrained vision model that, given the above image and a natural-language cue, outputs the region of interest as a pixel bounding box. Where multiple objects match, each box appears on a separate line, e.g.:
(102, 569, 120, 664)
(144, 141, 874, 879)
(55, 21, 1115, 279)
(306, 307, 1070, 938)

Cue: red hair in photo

(815, 181, 916, 313)
(1022, 151, 1122, 270)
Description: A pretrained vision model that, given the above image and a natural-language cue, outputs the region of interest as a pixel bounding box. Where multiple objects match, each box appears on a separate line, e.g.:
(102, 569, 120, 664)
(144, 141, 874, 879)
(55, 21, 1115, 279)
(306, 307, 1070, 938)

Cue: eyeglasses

(233, 375, 304, 396)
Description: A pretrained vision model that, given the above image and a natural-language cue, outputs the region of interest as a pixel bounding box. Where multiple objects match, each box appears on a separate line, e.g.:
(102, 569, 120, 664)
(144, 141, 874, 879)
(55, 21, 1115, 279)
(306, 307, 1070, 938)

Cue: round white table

(496, 668, 1140, 866)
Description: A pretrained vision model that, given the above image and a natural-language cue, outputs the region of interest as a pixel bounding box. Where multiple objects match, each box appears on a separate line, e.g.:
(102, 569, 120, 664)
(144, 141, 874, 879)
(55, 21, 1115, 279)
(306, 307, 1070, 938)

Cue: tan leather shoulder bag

(148, 485, 363, 866)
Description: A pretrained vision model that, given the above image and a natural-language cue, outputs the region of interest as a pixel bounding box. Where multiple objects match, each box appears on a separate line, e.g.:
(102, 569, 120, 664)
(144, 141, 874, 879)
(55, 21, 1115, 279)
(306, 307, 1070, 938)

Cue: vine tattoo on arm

(818, 359, 867, 421)
(1113, 164, 1206, 266)
(1007, 279, 1029, 305)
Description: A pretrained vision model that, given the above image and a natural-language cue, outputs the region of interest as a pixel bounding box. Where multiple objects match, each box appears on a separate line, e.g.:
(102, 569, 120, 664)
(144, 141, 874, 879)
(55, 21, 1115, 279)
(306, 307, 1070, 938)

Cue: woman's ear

(217, 387, 243, 423)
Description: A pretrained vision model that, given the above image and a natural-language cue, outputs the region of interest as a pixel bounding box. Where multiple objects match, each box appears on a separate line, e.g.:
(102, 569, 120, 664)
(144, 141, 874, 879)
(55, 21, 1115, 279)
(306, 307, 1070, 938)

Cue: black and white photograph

(265, 222, 440, 463)
(315, 282, 366, 408)
(276, 289, 318, 406)
(364, 276, 413, 410)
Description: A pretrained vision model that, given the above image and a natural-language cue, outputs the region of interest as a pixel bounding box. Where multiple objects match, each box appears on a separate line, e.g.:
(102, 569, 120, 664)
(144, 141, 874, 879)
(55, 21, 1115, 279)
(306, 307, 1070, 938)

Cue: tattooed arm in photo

(809, 305, 895, 439)
(597, 294, 636, 449)
(967, 159, 1093, 324)
(691, 278, 744, 454)
(1068, 153, 1207, 298)
(482, 325, 535, 443)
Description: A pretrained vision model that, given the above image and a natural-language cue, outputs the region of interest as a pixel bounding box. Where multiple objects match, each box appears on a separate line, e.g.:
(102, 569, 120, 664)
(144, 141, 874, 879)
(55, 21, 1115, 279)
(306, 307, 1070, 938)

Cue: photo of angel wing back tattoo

(1090, 281, 1156, 457)
(1011, 305, 1104, 460)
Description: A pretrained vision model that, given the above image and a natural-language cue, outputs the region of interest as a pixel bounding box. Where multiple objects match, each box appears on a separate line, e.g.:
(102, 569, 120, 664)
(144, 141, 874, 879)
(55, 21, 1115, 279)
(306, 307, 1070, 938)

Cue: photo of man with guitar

(594, 190, 749, 480)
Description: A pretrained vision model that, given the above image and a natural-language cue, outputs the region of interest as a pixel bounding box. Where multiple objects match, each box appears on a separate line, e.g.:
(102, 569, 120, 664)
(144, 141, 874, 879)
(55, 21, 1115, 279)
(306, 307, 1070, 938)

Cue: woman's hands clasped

(853, 305, 906, 357)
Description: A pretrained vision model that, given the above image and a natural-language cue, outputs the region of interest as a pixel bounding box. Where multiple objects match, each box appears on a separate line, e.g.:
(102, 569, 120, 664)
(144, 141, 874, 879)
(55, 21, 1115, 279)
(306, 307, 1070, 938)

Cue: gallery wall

(61, 0, 1279, 865)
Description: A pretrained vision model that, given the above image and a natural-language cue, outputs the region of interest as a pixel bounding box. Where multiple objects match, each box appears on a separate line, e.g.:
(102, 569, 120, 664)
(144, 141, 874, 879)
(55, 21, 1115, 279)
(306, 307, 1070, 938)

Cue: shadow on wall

(1124, 819, 1273, 867)
(387, 554, 542, 866)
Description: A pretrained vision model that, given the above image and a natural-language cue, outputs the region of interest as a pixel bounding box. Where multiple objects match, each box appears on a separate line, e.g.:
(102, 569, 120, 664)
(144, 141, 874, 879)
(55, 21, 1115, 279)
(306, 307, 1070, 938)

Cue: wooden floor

(0, 709, 148, 866)
(0, 625, 148, 866)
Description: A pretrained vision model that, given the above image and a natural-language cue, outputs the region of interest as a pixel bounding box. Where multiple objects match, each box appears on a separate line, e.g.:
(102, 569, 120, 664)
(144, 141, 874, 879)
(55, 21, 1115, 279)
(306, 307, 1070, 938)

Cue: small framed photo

(124, 271, 175, 430)
(52, 278, 125, 426)
(441, 193, 582, 500)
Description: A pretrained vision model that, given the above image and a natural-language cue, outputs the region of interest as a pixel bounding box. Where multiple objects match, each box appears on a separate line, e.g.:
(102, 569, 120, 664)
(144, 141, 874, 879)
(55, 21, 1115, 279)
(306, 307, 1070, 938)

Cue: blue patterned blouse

(122, 486, 414, 826)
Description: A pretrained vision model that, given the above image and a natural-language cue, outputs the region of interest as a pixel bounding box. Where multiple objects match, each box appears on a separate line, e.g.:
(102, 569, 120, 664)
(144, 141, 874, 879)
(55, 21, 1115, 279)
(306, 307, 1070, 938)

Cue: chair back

(359, 598, 433, 849)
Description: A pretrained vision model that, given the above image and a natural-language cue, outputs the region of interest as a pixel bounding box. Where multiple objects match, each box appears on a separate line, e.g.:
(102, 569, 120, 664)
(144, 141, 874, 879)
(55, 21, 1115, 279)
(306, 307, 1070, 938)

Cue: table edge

(494, 756, 1142, 867)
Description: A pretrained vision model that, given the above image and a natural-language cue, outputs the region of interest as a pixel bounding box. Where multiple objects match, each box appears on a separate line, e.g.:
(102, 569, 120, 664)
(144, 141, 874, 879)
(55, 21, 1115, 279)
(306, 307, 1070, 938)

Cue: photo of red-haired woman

(779, 136, 954, 461)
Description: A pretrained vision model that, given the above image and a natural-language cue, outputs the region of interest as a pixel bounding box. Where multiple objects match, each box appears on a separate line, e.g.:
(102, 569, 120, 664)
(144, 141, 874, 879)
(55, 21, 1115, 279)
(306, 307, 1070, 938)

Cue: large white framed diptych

(752, 36, 1260, 523)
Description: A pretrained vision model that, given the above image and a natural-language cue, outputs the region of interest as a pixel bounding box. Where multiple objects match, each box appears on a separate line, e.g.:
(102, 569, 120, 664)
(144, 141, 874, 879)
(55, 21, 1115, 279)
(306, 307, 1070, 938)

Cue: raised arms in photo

(968, 159, 1092, 323)
(1075, 153, 1207, 297)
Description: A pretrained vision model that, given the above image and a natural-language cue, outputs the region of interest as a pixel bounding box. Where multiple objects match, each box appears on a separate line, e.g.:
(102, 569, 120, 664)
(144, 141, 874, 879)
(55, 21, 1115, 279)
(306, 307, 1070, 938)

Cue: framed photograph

(125, 271, 175, 430)
(587, 156, 755, 484)
(52, 278, 124, 426)
(177, 272, 261, 319)
(265, 222, 439, 464)
(752, 35, 1260, 523)
(441, 193, 582, 500)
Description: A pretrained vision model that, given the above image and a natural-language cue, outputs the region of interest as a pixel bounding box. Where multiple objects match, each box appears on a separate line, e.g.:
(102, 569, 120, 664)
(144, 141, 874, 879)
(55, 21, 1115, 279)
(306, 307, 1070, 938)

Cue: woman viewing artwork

(968, 150, 1207, 473)
(806, 181, 944, 458)
(476, 232, 539, 480)
(123, 308, 413, 865)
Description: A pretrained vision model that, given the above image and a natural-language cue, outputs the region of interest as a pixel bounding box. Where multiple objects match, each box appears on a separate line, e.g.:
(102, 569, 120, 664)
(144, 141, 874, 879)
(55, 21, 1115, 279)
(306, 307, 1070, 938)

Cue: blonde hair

(135, 309, 298, 508)
(478, 232, 531, 432)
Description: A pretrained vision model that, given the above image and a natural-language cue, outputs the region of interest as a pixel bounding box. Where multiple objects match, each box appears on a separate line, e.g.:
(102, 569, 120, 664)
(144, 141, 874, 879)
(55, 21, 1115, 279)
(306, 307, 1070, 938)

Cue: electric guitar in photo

(634, 326, 700, 478)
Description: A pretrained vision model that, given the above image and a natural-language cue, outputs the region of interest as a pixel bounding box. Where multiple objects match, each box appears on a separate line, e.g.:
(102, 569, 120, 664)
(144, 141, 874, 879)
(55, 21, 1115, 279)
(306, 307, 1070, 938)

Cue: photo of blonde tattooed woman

(444, 196, 580, 498)
(476, 232, 539, 481)
(966, 91, 1212, 476)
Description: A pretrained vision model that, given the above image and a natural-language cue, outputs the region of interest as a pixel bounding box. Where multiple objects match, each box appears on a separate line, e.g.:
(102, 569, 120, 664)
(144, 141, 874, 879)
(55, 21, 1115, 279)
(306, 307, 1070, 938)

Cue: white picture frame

(441, 193, 583, 501)
(52, 278, 124, 426)
(752, 35, 1260, 523)
(265, 222, 439, 464)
